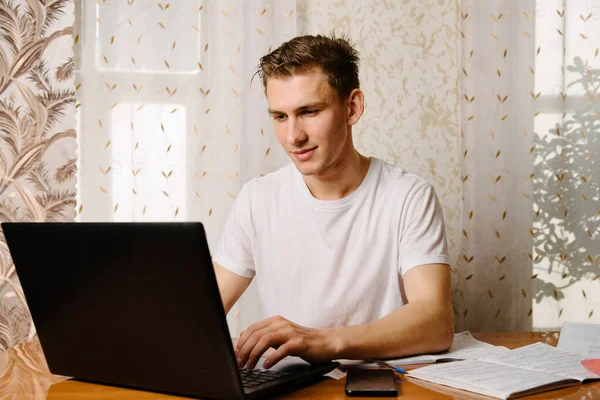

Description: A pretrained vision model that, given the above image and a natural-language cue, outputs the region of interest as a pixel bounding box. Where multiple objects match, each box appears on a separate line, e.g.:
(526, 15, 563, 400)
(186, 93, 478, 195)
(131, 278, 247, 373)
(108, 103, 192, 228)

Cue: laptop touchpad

(259, 355, 311, 372)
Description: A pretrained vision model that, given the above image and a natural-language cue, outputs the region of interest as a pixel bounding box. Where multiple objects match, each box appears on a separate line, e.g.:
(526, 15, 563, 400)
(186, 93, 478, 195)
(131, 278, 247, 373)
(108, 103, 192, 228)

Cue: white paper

(558, 322, 600, 357)
(325, 368, 346, 380)
(481, 342, 600, 381)
(386, 331, 509, 366)
(409, 359, 574, 400)
(589, 346, 600, 358)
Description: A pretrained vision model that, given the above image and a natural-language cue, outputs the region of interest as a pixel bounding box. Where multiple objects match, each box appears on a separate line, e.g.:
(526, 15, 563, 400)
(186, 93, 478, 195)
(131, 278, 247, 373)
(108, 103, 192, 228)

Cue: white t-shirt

(213, 157, 450, 329)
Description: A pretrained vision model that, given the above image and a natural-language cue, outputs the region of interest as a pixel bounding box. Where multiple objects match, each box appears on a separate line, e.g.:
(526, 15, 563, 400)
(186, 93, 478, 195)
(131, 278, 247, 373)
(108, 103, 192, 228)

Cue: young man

(212, 35, 454, 370)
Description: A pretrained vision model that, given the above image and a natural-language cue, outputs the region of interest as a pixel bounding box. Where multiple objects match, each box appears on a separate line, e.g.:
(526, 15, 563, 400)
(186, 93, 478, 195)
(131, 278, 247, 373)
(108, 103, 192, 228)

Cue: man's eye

(273, 115, 286, 121)
(303, 110, 317, 116)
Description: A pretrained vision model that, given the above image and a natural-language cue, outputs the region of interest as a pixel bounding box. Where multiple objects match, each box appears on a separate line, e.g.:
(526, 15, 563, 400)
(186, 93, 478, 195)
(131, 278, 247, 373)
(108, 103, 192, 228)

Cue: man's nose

(286, 118, 308, 146)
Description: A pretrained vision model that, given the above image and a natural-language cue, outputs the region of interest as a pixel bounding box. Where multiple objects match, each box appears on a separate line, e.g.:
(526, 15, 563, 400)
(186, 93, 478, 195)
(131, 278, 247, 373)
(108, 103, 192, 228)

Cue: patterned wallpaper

(0, 0, 77, 351)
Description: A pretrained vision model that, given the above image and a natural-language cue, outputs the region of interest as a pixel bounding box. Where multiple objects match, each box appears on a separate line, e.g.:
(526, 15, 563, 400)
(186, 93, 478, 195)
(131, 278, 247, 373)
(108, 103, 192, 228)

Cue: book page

(558, 322, 600, 357)
(408, 359, 577, 399)
(386, 331, 509, 366)
(481, 342, 600, 381)
(435, 331, 510, 360)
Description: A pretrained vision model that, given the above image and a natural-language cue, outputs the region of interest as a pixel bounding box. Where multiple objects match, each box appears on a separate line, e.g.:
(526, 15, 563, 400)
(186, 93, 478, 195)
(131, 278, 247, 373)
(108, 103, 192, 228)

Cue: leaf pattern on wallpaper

(0, 0, 76, 352)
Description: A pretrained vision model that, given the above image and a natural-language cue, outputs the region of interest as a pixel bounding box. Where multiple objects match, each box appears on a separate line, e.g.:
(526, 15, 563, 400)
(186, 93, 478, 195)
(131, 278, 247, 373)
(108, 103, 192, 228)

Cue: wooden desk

(1, 332, 598, 399)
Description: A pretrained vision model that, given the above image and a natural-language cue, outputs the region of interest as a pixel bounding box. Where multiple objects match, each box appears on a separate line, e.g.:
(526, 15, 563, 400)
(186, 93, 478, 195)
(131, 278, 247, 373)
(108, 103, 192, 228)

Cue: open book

(408, 342, 600, 399)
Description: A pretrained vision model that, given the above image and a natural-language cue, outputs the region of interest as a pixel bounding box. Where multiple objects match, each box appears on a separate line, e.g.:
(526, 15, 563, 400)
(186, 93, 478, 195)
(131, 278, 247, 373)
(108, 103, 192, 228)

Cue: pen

(370, 359, 407, 374)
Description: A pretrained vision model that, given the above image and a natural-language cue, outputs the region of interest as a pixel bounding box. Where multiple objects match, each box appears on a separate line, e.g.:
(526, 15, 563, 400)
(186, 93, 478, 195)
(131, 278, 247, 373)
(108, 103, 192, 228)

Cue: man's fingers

(263, 341, 297, 369)
(237, 326, 276, 368)
(246, 332, 285, 369)
(236, 316, 282, 353)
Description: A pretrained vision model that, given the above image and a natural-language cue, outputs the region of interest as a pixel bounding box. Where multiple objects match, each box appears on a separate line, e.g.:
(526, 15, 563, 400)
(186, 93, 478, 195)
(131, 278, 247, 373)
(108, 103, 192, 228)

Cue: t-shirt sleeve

(212, 184, 256, 278)
(398, 183, 451, 276)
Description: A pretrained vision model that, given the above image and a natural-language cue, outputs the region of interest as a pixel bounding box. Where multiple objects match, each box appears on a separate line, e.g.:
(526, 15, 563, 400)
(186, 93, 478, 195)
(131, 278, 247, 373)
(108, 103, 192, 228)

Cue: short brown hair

(256, 34, 360, 99)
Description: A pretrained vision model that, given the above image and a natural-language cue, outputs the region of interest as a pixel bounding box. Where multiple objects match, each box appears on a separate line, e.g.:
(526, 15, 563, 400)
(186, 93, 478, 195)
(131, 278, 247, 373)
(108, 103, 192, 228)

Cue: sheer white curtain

(458, 0, 600, 332)
(532, 0, 600, 328)
(74, 0, 294, 334)
(457, 0, 536, 332)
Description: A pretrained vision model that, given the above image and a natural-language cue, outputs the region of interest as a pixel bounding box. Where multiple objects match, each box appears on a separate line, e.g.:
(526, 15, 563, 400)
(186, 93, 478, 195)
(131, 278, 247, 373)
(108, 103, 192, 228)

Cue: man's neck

(303, 152, 371, 201)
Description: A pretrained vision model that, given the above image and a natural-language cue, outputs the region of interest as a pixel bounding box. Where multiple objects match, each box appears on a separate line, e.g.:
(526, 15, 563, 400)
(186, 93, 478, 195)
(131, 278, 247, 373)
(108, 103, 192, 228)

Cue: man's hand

(235, 316, 338, 369)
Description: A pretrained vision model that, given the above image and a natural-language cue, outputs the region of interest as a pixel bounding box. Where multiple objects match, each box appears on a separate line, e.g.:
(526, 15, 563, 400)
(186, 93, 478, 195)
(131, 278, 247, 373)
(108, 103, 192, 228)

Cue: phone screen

(345, 369, 398, 397)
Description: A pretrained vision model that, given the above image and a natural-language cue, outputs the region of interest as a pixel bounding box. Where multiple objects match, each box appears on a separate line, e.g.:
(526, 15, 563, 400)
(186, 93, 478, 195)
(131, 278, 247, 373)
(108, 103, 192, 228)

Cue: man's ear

(347, 88, 365, 126)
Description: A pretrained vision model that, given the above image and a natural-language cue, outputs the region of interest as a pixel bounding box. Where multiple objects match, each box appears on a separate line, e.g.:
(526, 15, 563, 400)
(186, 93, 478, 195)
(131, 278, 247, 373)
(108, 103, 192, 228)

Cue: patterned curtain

(458, 0, 600, 332)
(0, 0, 76, 351)
(457, 0, 536, 332)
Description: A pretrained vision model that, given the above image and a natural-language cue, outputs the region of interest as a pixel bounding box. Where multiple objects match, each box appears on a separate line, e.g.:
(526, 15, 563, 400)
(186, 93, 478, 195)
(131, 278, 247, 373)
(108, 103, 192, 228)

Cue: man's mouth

(291, 146, 318, 161)
(292, 146, 318, 155)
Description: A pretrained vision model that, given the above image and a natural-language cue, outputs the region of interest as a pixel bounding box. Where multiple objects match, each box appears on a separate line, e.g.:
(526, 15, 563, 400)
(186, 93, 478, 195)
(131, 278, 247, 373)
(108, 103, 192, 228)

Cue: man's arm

(330, 263, 454, 359)
(214, 262, 253, 315)
(234, 263, 453, 369)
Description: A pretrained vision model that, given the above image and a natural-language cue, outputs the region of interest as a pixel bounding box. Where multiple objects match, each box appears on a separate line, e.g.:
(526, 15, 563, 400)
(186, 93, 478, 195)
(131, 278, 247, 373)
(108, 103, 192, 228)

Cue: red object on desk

(582, 359, 600, 375)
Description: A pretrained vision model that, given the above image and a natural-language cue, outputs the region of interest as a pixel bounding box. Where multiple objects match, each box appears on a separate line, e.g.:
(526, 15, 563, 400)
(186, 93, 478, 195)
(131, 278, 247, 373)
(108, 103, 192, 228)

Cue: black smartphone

(345, 369, 398, 397)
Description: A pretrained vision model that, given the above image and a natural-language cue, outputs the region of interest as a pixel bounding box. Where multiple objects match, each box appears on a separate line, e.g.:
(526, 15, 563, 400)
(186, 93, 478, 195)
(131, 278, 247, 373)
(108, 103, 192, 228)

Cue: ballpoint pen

(369, 359, 407, 374)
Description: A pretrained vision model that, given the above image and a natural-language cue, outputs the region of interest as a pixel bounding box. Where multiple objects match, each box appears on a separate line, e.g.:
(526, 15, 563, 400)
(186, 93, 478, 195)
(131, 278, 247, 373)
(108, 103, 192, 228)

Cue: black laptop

(2, 222, 338, 399)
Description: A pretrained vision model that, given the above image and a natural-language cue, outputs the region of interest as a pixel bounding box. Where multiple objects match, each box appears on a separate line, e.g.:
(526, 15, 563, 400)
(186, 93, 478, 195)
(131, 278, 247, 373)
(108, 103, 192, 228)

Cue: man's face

(266, 68, 350, 177)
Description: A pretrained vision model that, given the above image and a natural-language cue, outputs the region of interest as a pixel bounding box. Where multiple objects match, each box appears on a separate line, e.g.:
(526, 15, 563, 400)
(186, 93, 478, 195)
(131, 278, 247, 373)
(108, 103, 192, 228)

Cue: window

(74, 1, 203, 221)
(532, 1, 600, 328)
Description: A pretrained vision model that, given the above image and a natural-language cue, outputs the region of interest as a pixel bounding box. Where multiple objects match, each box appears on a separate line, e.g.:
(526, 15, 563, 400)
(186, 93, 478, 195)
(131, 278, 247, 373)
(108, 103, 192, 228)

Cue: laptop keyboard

(239, 368, 290, 388)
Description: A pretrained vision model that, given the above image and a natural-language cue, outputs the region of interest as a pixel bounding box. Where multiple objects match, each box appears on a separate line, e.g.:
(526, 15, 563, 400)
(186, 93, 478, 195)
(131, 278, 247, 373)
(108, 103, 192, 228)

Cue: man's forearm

(328, 300, 454, 360)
